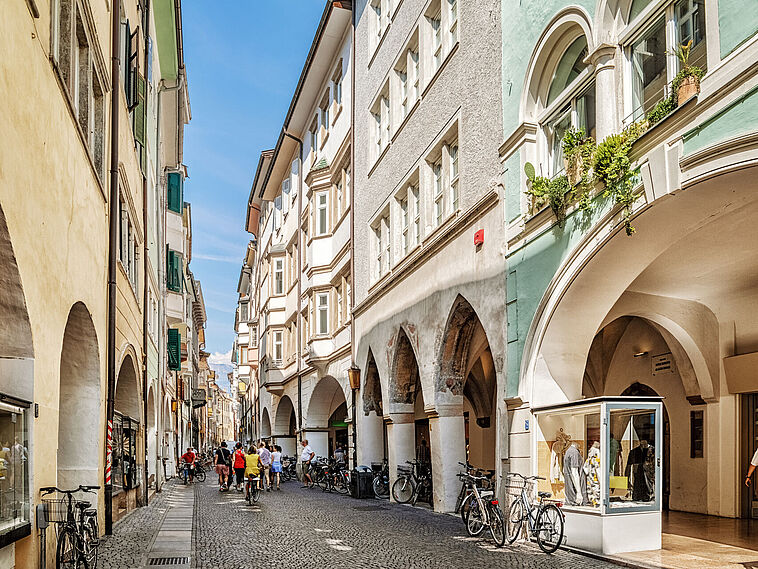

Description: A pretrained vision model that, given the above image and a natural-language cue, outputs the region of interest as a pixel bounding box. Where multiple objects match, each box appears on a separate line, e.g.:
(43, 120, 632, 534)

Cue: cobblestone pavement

(96, 479, 181, 569)
(194, 478, 620, 569)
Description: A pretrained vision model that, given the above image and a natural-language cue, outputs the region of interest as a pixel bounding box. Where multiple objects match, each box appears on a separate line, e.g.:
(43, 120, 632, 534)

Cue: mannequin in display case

(563, 442, 588, 506)
(625, 439, 655, 501)
(584, 441, 601, 506)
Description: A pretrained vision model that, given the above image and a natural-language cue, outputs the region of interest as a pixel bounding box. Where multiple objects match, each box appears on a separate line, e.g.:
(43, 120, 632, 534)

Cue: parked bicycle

(40, 485, 100, 569)
(322, 459, 350, 494)
(504, 472, 564, 554)
(454, 462, 494, 524)
(391, 460, 432, 505)
(310, 457, 328, 489)
(460, 472, 505, 546)
(372, 459, 389, 498)
(180, 461, 206, 484)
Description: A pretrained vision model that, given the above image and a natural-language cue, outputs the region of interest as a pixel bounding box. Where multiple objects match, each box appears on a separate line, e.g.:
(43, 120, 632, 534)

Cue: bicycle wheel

(245, 483, 252, 505)
(372, 476, 387, 497)
(56, 526, 80, 569)
(83, 516, 99, 567)
(488, 503, 506, 547)
(195, 468, 206, 483)
(251, 485, 261, 503)
(535, 504, 564, 554)
(506, 499, 524, 544)
(460, 493, 476, 525)
(336, 474, 350, 495)
(391, 476, 415, 504)
(465, 501, 486, 537)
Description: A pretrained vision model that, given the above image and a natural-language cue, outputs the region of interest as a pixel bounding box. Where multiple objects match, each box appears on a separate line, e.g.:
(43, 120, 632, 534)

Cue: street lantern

(348, 364, 361, 390)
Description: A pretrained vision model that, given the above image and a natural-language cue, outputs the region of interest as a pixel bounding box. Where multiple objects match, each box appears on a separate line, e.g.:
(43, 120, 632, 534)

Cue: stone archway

(114, 353, 142, 503)
(306, 376, 348, 459)
(58, 302, 101, 489)
(261, 408, 272, 439)
(274, 395, 297, 456)
(360, 349, 387, 465)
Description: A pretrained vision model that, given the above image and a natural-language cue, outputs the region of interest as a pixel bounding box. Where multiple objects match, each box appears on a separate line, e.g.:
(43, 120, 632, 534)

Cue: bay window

(273, 330, 283, 363)
(316, 192, 328, 235)
(317, 293, 329, 336)
(273, 258, 283, 295)
(433, 160, 444, 226)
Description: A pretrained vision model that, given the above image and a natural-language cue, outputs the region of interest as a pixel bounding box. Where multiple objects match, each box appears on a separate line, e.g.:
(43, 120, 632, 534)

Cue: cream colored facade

(239, 1, 354, 462)
(0, 0, 193, 566)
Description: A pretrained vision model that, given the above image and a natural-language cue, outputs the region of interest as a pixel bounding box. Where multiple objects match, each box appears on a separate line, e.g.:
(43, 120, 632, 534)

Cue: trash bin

(350, 465, 374, 499)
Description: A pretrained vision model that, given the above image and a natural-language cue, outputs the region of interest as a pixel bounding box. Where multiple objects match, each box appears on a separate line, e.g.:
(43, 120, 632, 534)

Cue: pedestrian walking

(301, 439, 315, 488)
(180, 447, 196, 483)
(334, 443, 345, 464)
(271, 445, 283, 491)
(214, 441, 231, 490)
(258, 442, 272, 491)
(233, 443, 246, 492)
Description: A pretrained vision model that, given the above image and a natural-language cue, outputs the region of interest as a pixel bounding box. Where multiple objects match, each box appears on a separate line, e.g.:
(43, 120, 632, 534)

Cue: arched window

(542, 36, 596, 177)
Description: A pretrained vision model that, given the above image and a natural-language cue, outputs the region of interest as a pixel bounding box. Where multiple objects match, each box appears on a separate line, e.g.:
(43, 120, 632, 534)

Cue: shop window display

(0, 399, 30, 537)
(112, 413, 141, 493)
(535, 398, 661, 514)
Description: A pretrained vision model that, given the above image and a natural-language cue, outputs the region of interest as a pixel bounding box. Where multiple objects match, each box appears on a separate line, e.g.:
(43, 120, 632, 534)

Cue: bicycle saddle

(538, 491, 552, 499)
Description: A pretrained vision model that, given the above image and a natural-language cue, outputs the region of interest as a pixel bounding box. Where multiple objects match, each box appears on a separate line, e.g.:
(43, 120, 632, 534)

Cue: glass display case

(533, 397, 663, 554)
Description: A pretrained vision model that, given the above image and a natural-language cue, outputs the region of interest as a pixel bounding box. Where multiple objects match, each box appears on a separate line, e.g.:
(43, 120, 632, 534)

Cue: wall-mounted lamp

(348, 364, 361, 390)
(633, 351, 649, 358)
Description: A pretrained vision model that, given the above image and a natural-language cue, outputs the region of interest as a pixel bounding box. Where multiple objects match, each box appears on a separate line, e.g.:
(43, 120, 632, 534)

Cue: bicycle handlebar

(505, 472, 545, 481)
(40, 485, 100, 495)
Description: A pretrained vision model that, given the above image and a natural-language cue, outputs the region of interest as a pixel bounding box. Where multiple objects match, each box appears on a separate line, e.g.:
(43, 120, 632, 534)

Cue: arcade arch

(261, 407, 272, 439)
(306, 375, 348, 460)
(273, 395, 297, 456)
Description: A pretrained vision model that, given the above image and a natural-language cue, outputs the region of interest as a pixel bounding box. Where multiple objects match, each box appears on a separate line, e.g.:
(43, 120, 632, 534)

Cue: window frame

(316, 292, 330, 336)
(273, 257, 284, 296)
(315, 192, 329, 236)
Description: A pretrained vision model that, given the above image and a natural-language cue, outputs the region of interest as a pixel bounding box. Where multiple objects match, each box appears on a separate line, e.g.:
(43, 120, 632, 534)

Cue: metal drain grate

(353, 505, 387, 511)
(148, 557, 190, 566)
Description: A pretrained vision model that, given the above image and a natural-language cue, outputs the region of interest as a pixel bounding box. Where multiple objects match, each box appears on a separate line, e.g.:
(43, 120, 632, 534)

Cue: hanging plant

(671, 40, 705, 105)
(561, 127, 596, 208)
(593, 122, 645, 235)
(524, 162, 573, 227)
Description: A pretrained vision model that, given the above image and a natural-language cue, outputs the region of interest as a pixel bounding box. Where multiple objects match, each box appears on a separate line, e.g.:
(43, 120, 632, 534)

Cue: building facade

(499, 0, 758, 552)
(0, 0, 198, 565)
(351, 0, 505, 514)
(241, 1, 355, 462)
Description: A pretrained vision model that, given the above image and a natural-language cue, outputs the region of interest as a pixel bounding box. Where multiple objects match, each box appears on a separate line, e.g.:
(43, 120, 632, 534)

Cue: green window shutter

(168, 328, 181, 371)
(166, 249, 183, 293)
(175, 252, 184, 292)
(167, 172, 183, 214)
(134, 74, 147, 172)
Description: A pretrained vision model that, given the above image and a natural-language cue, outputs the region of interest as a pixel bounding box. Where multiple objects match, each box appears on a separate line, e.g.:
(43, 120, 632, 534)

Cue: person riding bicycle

(181, 447, 196, 482)
(245, 446, 262, 497)
(214, 442, 232, 490)
(232, 443, 246, 491)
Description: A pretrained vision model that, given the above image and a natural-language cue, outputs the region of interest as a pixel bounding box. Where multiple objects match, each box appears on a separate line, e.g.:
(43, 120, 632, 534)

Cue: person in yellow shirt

(244, 446, 262, 500)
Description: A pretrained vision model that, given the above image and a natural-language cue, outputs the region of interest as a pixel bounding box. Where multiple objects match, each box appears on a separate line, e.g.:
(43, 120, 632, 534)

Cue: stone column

(587, 43, 619, 140)
(428, 410, 466, 512)
(358, 411, 386, 466)
(387, 412, 415, 501)
(303, 431, 329, 460)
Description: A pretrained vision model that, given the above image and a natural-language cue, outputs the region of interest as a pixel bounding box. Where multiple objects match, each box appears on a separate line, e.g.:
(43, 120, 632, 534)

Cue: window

(370, 85, 391, 160)
(336, 284, 343, 328)
(433, 160, 443, 226)
(316, 192, 328, 235)
(374, 224, 382, 277)
(320, 92, 330, 145)
(410, 49, 420, 104)
(447, 0, 458, 45)
(240, 301, 249, 322)
(370, 0, 392, 48)
(51, 0, 106, 180)
(273, 330, 283, 363)
(273, 258, 284, 295)
(281, 179, 290, 216)
(273, 194, 282, 231)
(309, 118, 319, 164)
(400, 195, 409, 254)
(332, 65, 343, 109)
(432, 11, 443, 71)
(628, 0, 707, 122)
(0, 399, 30, 539)
(239, 346, 248, 365)
(119, 197, 139, 290)
(542, 35, 595, 175)
(166, 248, 182, 293)
(335, 176, 344, 219)
(251, 326, 258, 348)
(317, 292, 329, 336)
(449, 144, 459, 213)
(411, 185, 421, 245)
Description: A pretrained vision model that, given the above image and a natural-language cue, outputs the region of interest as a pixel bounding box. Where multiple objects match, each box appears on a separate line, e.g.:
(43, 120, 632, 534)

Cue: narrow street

(97, 478, 617, 569)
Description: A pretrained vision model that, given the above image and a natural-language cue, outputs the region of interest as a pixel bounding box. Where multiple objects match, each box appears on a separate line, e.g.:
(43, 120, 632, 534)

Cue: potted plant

(672, 40, 705, 105)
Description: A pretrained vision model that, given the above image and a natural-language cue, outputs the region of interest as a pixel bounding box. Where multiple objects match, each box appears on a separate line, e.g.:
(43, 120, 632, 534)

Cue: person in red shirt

(181, 447, 196, 483)
(232, 443, 246, 491)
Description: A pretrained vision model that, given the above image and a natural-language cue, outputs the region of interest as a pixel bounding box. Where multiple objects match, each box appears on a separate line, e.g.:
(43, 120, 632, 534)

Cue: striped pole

(106, 419, 113, 485)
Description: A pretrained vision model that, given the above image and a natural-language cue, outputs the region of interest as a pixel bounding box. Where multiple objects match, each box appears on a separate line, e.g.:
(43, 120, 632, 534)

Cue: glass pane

(549, 109, 571, 176)
(609, 408, 657, 507)
(676, 0, 707, 72)
(631, 18, 667, 119)
(547, 36, 589, 105)
(576, 83, 596, 141)
(536, 406, 602, 509)
(0, 404, 30, 534)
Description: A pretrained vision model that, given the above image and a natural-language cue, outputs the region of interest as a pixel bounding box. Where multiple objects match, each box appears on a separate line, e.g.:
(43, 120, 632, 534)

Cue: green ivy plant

(524, 162, 573, 227)
(561, 127, 596, 208)
(645, 95, 677, 126)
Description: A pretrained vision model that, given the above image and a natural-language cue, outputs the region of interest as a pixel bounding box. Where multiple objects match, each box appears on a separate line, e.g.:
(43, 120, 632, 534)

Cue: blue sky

(182, 2, 326, 362)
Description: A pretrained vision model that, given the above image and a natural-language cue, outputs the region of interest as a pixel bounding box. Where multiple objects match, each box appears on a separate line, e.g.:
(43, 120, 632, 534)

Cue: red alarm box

(474, 229, 484, 246)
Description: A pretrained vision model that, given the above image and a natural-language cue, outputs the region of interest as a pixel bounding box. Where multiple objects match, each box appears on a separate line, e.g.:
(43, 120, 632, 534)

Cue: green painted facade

(718, 0, 758, 58)
(682, 85, 758, 156)
(154, 0, 179, 81)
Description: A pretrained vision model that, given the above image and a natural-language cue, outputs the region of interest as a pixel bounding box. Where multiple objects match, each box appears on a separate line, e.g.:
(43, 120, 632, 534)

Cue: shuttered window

(167, 328, 181, 370)
(167, 172, 183, 213)
(166, 248, 183, 293)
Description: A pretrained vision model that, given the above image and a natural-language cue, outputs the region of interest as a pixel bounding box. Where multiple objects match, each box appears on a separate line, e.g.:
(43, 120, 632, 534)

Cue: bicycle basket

(397, 466, 413, 476)
(40, 498, 73, 524)
(371, 462, 383, 473)
(504, 477, 532, 497)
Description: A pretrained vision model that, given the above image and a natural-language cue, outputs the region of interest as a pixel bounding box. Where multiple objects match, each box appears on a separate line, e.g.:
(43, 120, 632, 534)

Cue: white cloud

(194, 253, 240, 264)
(208, 350, 232, 365)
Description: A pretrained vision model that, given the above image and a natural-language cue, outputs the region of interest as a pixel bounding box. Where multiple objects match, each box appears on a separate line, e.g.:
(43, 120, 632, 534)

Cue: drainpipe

(105, 0, 121, 536)
(283, 130, 304, 444)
